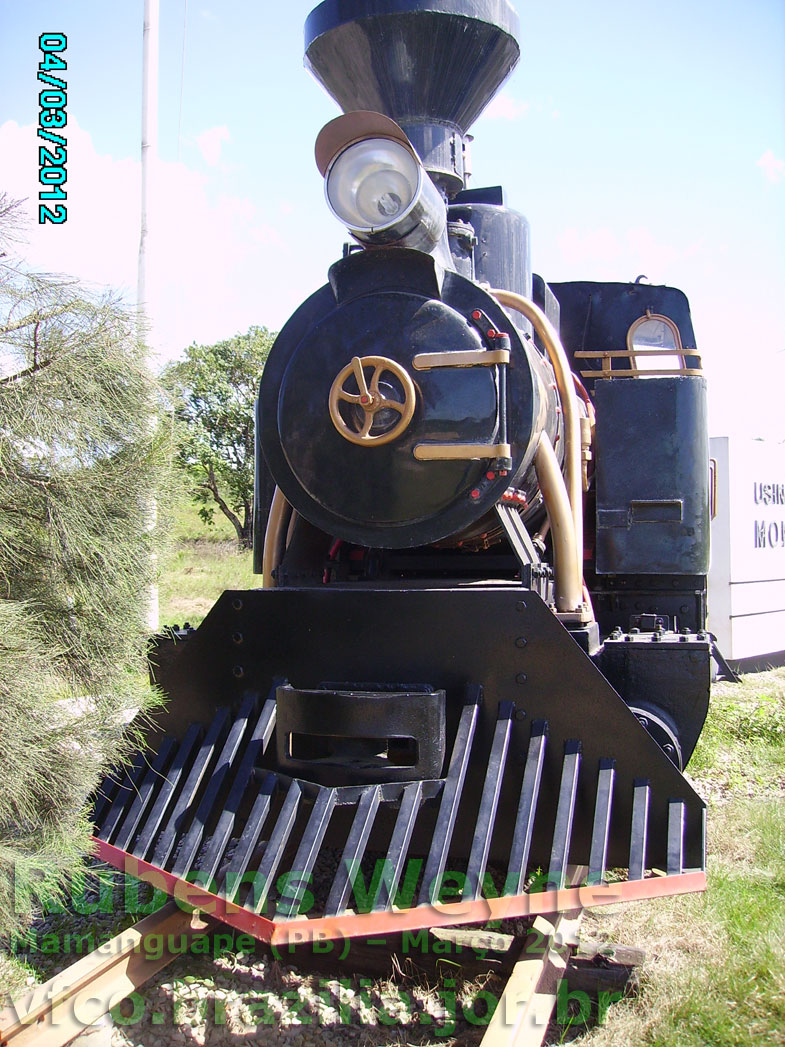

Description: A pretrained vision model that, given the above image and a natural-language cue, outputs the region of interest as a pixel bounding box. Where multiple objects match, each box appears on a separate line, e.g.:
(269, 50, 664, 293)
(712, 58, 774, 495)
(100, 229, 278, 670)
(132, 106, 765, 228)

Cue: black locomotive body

(94, 0, 711, 941)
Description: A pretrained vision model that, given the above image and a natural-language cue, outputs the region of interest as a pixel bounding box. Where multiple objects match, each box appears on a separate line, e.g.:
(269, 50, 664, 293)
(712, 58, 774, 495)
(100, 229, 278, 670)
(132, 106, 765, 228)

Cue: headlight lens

(326, 138, 420, 232)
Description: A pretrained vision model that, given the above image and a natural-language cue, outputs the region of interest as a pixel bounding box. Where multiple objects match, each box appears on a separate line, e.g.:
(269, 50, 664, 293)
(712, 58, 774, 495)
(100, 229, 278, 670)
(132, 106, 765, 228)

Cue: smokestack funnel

(304, 0, 520, 194)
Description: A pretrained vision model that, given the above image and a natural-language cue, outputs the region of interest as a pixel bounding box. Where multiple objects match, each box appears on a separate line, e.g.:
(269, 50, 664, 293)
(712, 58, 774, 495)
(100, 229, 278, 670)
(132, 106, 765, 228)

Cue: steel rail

(0, 895, 639, 1047)
(0, 902, 207, 1047)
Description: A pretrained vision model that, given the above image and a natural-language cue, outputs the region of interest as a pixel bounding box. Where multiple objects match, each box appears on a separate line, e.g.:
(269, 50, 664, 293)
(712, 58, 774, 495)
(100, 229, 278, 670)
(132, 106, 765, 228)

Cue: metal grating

(92, 685, 706, 941)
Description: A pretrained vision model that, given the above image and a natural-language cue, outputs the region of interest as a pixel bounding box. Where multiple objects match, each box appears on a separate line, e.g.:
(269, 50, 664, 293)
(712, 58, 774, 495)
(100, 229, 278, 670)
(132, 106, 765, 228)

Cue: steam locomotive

(94, 0, 711, 942)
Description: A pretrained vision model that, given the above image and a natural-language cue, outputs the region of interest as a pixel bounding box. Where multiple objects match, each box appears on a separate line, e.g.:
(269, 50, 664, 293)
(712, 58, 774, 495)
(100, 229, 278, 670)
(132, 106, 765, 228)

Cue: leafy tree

(163, 327, 275, 549)
(0, 195, 170, 946)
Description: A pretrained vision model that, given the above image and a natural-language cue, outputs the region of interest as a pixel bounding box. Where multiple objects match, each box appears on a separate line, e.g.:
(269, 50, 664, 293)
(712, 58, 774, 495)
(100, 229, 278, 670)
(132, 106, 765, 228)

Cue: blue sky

(1, 0, 783, 437)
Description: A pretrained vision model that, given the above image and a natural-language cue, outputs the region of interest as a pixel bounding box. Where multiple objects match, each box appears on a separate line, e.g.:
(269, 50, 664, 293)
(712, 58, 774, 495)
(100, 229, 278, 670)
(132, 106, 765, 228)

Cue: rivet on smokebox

(232, 632, 243, 645)
(515, 636, 527, 648)
(232, 665, 244, 679)
(232, 598, 243, 611)
(516, 600, 527, 612)
(516, 672, 527, 684)
(515, 708, 527, 720)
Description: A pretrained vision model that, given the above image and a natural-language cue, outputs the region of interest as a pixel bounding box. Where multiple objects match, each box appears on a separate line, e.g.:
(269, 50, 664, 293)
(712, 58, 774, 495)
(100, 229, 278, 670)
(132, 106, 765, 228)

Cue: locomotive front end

(93, 0, 712, 945)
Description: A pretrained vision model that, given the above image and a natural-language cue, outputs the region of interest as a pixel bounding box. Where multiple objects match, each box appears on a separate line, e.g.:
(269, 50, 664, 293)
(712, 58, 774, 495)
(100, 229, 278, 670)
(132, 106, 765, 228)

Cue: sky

(1, 0, 784, 439)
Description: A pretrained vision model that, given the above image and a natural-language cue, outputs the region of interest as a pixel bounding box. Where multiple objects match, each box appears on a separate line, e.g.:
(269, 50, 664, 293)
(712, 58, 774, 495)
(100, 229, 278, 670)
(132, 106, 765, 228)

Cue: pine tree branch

(0, 356, 53, 386)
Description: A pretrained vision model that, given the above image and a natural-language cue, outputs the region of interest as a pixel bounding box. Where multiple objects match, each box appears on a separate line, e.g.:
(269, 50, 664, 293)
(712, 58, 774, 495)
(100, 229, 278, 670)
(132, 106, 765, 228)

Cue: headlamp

(316, 112, 446, 252)
(326, 138, 419, 230)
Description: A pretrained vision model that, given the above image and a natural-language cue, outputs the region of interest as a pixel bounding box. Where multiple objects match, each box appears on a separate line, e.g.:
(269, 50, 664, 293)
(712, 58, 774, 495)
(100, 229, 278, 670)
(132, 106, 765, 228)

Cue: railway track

(0, 903, 206, 1047)
(0, 896, 639, 1046)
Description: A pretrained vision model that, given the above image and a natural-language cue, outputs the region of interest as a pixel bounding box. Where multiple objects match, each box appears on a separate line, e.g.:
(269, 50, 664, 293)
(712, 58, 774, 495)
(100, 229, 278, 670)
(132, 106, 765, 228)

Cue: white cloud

(757, 149, 785, 185)
(482, 92, 530, 121)
(555, 225, 683, 279)
(0, 119, 327, 363)
(557, 226, 622, 267)
(196, 125, 230, 167)
(0, 119, 139, 293)
(624, 226, 679, 273)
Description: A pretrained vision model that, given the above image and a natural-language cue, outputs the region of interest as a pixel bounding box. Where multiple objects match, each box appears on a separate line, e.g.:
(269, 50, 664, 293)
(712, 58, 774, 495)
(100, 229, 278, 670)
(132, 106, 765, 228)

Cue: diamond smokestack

(304, 0, 521, 194)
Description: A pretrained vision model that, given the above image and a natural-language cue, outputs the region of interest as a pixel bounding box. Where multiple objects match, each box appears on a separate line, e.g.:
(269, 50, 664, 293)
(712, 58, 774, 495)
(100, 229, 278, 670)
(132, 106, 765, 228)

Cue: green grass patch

(157, 494, 258, 628)
(578, 797, 785, 1047)
(580, 669, 785, 1047)
(688, 668, 785, 794)
(0, 950, 39, 996)
(669, 799, 785, 1045)
(158, 539, 257, 628)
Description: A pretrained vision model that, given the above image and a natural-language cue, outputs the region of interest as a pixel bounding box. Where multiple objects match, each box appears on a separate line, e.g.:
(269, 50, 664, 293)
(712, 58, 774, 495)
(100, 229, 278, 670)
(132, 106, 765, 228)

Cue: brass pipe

(491, 289, 583, 582)
(262, 485, 292, 589)
(285, 505, 299, 548)
(534, 432, 583, 612)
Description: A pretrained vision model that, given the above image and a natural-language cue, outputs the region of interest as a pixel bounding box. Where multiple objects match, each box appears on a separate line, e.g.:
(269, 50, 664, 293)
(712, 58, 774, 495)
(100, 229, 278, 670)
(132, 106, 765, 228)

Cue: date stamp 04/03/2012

(37, 33, 68, 225)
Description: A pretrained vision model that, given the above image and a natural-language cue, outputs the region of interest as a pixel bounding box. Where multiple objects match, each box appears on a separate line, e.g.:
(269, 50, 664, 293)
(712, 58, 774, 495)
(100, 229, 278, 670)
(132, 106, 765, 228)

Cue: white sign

(708, 436, 785, 660)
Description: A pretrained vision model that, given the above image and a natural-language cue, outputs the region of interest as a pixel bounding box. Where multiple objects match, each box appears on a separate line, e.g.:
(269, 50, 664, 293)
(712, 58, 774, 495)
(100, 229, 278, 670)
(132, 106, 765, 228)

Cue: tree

(0, 195, 170, 948)
(163, 326, 275, 549)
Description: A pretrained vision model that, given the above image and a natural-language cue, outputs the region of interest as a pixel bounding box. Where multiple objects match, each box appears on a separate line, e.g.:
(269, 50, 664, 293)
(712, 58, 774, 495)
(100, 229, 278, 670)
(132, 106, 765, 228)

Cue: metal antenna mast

(139, 0, 160, 630)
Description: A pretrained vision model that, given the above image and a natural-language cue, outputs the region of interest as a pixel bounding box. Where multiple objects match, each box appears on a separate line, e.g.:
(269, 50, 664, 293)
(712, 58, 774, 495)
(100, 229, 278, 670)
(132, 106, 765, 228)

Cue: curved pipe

(262, 486, 293, 589)
(573, 371, 595, 424)
(534, 433, 583, 612)
(491, 289, 583, 579)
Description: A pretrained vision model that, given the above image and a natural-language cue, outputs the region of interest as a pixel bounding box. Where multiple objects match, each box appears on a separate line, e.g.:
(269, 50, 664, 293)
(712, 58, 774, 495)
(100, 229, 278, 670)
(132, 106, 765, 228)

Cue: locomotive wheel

(630, 704, 684, 769)
(329, 355, 416, 446)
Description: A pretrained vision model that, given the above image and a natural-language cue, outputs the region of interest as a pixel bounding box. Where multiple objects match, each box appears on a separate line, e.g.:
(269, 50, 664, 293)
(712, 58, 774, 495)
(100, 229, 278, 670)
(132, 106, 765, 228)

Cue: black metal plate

(153, 585, 706, 873)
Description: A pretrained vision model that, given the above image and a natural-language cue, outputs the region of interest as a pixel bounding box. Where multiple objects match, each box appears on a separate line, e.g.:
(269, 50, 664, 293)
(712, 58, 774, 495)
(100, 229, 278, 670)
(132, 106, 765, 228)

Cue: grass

(157, 498, 258, 628)
(574, 668, 785, 1047)
(0, 950, 38, 996)
(688, 670, 785, 796)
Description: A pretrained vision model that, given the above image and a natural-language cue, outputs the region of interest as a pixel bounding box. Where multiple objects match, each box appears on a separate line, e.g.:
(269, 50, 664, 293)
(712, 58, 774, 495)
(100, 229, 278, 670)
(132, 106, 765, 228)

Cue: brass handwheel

(329, 355, 416, 446)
